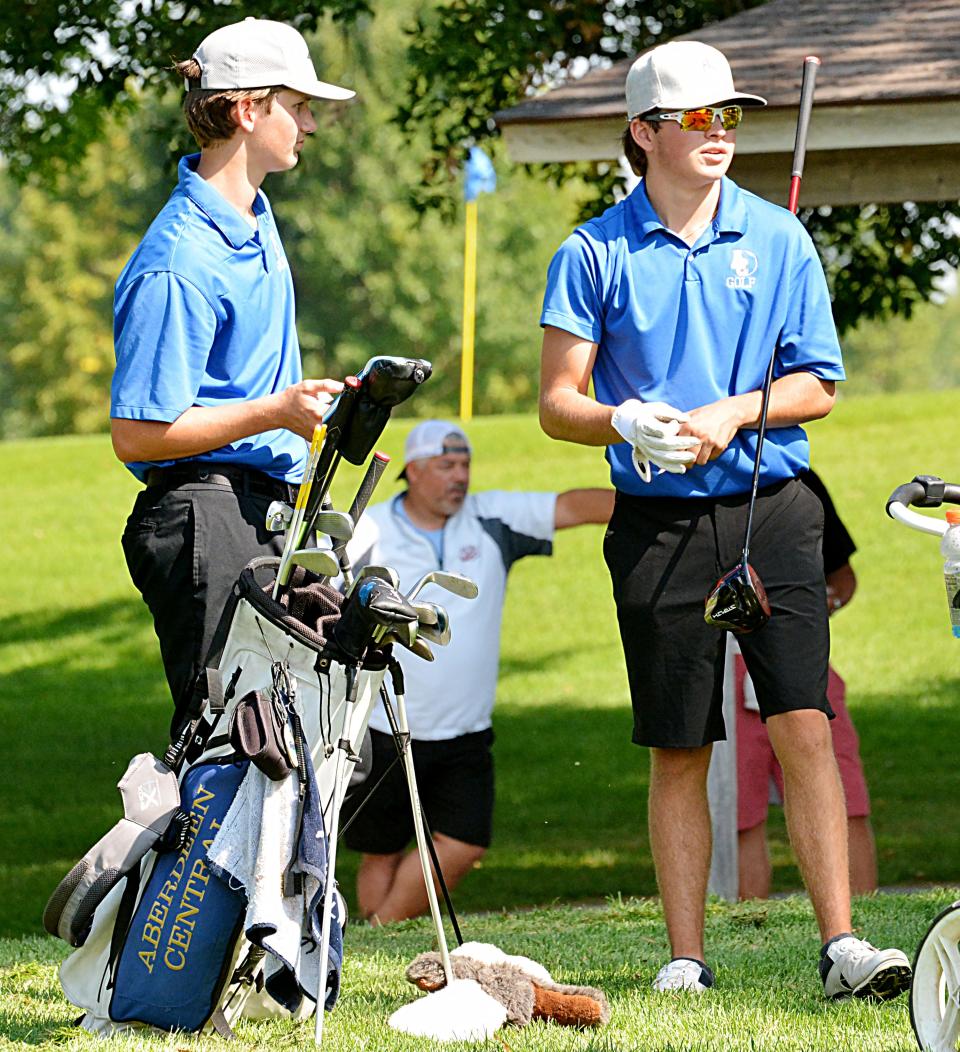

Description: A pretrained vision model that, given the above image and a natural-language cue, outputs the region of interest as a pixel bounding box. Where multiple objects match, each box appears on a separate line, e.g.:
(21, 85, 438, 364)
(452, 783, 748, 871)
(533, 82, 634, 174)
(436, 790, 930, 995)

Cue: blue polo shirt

(111, 154, 306, 483)
(541, 177, 845, 498)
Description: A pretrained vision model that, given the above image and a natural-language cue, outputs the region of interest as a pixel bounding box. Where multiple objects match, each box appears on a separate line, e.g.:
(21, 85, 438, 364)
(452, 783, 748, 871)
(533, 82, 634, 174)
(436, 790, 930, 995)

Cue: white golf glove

(611, 400, 698, 483)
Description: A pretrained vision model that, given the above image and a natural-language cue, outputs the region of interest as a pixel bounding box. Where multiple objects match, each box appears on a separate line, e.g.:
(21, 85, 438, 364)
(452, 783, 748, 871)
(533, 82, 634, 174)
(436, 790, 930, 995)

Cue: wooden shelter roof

(494, 0, 960, 205)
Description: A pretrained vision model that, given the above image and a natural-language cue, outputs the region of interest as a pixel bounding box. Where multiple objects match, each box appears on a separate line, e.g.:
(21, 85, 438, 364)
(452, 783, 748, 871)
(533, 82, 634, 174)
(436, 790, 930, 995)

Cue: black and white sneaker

(819, 933, 911, 1001)
(652, 957, 715, 993)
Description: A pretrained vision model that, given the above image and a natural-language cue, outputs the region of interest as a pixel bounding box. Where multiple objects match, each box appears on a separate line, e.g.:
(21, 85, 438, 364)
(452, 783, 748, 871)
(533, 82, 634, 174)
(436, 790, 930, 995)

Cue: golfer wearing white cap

(111, 19, 350, 736)
(539, 41, 910, 999)
(340, 420, 613, 923)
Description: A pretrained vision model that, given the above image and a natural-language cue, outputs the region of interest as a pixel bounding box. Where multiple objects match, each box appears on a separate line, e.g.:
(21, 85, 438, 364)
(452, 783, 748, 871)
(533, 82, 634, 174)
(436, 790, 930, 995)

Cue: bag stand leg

(315, 668, 362, 1045)
(393, 685, 454, 985)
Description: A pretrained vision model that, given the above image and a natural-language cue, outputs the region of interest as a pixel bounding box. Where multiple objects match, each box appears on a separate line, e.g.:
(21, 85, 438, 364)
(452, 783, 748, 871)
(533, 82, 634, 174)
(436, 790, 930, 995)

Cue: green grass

(2, 390, 960, 941)
(1, 890, 955, 1049)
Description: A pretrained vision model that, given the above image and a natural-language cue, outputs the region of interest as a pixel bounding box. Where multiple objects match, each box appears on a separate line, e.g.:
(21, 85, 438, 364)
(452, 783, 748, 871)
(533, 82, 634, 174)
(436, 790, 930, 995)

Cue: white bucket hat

(626, 40, 766, 119)
(191, 17, 355, 101)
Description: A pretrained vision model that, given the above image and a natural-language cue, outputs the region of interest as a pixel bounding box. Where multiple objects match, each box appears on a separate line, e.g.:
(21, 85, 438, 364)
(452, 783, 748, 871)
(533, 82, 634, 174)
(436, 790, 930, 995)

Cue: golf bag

(46, 557, 387, 1036)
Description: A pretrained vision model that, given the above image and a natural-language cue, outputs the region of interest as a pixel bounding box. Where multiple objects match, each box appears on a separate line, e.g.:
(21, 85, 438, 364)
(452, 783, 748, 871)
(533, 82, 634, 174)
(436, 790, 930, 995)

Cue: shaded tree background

(0, 0, 957, 438)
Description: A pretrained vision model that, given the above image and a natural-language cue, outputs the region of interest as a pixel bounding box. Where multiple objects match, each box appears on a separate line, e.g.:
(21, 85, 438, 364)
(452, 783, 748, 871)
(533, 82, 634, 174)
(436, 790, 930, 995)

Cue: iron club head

(347, 565, 400, 596)
(406, 570, 478, 603)
(265, 500, 293, 532)
(290, 548, 341, 578)
(311, 510, 354, 542)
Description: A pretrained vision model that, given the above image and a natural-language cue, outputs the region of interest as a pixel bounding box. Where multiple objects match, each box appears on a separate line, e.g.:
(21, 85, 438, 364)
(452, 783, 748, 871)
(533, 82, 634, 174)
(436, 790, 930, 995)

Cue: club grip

(348, 451, 391, 526)
(787, 56, 820, 213)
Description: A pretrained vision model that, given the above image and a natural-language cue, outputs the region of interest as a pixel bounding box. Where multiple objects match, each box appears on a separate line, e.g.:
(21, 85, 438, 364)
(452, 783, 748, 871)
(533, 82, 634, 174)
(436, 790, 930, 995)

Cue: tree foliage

(1, 0, 369, 181)
(0, 6, 590, 437)
(396, 0, 960, 332)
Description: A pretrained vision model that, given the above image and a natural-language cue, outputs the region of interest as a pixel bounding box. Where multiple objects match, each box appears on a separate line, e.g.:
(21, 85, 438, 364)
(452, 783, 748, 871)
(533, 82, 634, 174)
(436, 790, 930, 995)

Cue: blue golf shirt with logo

(540, 176, 845, 498)
(111, 154, 306, 483)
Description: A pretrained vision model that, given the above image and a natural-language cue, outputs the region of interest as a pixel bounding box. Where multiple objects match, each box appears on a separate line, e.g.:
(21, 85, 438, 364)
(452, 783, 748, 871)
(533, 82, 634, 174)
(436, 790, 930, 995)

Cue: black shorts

(341, 728, 495, 854)
(603, 476, 833, 749)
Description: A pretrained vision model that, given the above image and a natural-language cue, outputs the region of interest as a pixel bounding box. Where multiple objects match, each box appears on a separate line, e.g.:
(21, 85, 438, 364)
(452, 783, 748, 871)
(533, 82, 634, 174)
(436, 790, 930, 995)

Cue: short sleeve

(775, 226, 846, 383)
(472, 491, 557, 570)
(540, 232, 605, 344)
(111, 271, 219, 422)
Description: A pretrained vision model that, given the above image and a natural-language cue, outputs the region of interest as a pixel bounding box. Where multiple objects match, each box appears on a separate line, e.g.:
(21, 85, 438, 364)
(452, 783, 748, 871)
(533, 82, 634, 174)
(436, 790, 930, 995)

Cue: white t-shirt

(345, 491, 557, 739)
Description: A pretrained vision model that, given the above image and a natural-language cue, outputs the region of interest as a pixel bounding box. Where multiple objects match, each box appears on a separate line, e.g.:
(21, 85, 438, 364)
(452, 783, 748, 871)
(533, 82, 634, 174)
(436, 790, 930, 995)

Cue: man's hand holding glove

(611, 400, 698, 483)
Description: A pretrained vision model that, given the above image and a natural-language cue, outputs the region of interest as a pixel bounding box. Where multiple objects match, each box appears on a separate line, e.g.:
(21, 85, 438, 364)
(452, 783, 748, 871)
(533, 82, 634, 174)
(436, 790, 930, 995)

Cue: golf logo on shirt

(726, 249, 758, 289)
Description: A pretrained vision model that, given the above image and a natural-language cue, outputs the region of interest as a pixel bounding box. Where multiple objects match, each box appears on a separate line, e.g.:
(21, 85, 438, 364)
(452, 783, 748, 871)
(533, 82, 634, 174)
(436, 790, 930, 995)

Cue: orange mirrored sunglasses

(644, 105, 743, 132)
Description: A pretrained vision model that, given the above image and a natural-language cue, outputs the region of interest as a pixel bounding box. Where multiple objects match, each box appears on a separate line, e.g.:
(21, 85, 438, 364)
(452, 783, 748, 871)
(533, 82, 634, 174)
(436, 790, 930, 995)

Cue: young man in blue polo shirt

(539, 40, 910, 1000)
(111, 19, 349, 735)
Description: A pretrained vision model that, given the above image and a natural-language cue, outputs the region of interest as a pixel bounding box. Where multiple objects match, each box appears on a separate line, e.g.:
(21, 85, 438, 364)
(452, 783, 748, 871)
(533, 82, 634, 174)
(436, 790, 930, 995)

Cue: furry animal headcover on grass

(404, 941, 610, 1028)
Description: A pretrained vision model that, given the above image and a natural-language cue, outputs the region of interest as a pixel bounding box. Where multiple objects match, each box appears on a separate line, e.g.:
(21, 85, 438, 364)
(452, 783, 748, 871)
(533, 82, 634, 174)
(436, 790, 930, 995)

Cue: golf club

(704, 55, 820, 634)
(411, 601, 441, 627)
(301, 358, 432, 545)
(347, 565, 400, 596)
(289, 548, 341, 578)
(274, 423, 326, 598)
(333, 451, 392, 588)
(265, 500, 292, 533)
(416, 618, 451, 648)
(406, 569, 479, 604)
(330, 577, 419, 663)
(311, 510, 354, 543)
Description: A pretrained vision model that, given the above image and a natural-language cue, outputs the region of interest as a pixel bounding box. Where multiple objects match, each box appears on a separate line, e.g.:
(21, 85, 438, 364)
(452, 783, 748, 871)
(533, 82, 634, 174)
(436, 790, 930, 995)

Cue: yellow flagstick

(460, 198, 478, 422)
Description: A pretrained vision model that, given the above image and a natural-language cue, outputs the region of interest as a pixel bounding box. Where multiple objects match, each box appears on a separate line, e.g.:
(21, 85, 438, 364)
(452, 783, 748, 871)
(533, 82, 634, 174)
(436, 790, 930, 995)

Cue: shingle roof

(495, 0, 960, 126)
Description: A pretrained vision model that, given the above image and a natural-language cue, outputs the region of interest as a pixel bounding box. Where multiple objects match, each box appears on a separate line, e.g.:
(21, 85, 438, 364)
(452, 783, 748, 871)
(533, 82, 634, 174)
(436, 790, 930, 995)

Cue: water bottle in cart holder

(940, 509, 960, 638)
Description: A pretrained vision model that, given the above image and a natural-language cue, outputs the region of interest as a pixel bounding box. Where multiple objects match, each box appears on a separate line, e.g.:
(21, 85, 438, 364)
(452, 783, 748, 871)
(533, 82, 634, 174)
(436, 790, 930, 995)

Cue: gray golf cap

(626, 40, 766, 119)
(191, 17, 355, 101)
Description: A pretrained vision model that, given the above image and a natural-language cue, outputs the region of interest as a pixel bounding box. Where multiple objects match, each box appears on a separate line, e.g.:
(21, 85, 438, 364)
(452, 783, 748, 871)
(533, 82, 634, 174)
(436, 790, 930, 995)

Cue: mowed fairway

(2, 389, 960, 945)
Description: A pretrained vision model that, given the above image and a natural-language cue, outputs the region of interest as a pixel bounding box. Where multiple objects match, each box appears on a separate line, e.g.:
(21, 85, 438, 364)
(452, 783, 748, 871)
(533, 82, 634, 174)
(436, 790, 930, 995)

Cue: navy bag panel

(109, 759, 248, 1031)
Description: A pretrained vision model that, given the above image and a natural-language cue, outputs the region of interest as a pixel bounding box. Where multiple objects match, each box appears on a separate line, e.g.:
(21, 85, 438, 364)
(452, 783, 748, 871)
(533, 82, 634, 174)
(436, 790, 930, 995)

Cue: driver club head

(266, 500, 293, 532)
(704, 562, 771, 634)
(290, 548, 341, 578)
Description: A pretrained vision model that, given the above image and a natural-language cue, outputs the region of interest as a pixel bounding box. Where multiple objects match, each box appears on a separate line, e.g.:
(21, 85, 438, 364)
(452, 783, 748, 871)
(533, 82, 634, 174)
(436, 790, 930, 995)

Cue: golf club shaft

(378, 681, 464, 946)
(274, 423, 326, 598)
(301, 377, 361, 542)
(333, 451, 391, 585)
(787, 57, 820, 214)
(741, 55, 820, 561)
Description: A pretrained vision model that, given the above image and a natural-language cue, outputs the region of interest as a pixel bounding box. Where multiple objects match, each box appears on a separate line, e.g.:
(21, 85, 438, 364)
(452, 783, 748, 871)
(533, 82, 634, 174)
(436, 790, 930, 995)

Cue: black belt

(145, 463, 297, 502)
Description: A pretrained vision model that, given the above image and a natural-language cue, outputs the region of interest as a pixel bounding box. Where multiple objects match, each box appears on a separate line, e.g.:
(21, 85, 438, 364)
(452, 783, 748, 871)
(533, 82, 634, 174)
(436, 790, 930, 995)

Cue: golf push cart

(886, 474, 960, 1052)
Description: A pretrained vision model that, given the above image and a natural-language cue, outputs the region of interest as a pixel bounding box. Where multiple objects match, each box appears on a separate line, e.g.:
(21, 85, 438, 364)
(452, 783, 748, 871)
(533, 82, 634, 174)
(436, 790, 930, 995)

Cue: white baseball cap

(626, 41, 766, 119)
(191, 17, 355, 102)
(399, 420, 471, 479)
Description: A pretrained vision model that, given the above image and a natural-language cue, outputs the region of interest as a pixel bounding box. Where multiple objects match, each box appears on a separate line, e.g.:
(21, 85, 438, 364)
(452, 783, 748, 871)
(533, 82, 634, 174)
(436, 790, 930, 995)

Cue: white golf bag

(49, 557, 388, 1037)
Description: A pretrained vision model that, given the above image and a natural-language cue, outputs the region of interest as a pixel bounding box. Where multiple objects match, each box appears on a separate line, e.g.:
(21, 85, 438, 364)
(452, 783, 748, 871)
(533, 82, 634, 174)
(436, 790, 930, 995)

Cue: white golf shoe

(652, 957, 715, 993)
(819, 934, 911, 1001)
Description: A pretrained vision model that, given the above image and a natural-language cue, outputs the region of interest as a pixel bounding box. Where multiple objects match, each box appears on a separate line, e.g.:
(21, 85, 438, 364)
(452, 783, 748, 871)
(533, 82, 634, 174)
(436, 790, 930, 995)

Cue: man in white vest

(342, 420, 613, 923)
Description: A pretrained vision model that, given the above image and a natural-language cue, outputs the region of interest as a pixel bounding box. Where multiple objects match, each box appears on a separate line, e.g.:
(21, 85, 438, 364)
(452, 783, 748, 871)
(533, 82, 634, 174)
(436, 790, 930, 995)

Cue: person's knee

(766, 709, 833, 770)
(434, 833, 487, 870)
(651, 744, 712, 782)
